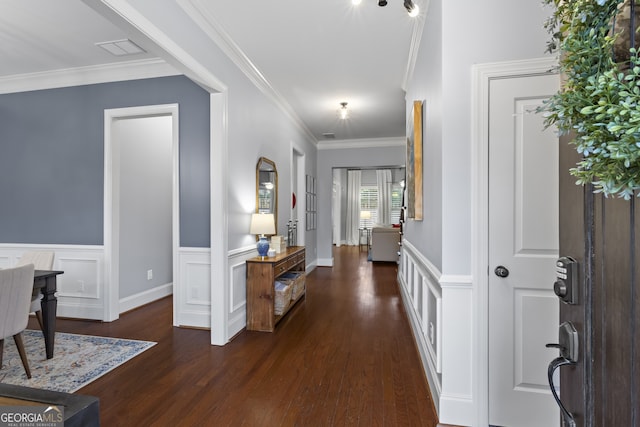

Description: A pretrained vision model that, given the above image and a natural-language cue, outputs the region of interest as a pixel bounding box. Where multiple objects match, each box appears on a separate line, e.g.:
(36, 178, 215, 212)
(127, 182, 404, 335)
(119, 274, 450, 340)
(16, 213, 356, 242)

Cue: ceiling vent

(96, 39, 146, 56)
(322, 133, 336, 139)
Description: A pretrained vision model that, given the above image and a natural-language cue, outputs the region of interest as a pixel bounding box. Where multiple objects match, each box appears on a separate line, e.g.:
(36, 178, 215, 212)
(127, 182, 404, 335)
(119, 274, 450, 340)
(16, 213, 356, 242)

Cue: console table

(246, 246, 305, 332)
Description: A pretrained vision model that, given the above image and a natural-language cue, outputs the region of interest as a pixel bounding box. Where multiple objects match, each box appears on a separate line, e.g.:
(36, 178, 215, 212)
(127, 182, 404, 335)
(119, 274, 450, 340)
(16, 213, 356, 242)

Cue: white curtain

(346, 169, 361, 245)
(377, 169, 392, 225)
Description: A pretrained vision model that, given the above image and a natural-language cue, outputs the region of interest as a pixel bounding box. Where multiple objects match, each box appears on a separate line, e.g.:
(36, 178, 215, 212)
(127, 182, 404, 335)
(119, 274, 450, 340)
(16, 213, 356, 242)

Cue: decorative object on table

(250, 213, 275, 256)
(305, 174, 317, 231)
(270, 235, 285, 254)
(0, 330, 156, 393)
(541, 0, 640, 199)
(406, 100, 423, 219)
(287, 220, 298, 246)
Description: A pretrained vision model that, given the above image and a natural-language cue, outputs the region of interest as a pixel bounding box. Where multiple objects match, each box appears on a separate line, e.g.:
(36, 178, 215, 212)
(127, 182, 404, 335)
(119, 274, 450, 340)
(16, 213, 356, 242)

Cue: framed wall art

(406, 100, 423, 220)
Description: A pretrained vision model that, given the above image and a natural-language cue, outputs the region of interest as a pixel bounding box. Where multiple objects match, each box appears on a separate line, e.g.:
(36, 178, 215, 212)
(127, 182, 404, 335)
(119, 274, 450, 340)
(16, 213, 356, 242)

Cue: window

(359, 186, 377, 228)
(359, 184, 403, 227)
(391, 184, 403, 224)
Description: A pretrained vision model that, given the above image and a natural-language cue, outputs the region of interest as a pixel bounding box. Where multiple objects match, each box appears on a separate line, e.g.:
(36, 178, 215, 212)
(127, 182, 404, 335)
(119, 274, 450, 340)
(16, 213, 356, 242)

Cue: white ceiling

(0, 0, 422, 142)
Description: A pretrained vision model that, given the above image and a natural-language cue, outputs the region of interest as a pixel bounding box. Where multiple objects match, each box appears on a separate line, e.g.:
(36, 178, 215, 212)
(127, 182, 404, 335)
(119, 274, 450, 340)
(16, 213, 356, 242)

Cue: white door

(488, 73, 560, 426)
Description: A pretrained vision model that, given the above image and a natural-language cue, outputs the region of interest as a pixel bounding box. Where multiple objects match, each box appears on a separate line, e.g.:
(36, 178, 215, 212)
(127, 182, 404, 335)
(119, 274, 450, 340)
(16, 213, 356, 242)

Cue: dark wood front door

(559, 135, 640, 426)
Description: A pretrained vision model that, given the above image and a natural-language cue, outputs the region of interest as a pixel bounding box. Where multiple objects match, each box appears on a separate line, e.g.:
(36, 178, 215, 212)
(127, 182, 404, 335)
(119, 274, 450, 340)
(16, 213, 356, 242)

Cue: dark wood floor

(29, 246, 440, 426)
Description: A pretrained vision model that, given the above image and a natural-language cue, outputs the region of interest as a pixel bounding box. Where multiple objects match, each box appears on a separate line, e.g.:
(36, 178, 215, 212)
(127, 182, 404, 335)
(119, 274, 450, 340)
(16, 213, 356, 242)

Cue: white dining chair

(0, 264, 36, 378)
(16, 251, 55, 332)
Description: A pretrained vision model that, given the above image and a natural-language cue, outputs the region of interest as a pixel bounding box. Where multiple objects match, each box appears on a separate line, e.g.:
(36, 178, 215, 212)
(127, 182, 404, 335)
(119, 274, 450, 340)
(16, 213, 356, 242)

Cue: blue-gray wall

(0, 75, 210, 247)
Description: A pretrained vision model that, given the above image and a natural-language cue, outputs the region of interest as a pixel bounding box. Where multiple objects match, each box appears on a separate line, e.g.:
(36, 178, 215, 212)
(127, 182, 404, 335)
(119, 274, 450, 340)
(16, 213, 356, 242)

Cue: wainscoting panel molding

(398, 241, 443, 410)
(227, 246, 257, 338)
(0, 244, 105, 320)
(399, 240, 475, 425)
(176, 247, 212, 328)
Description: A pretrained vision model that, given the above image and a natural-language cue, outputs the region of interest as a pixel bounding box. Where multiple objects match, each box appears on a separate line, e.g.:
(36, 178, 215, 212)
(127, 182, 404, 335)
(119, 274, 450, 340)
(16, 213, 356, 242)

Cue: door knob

(494, 266, 509, 278)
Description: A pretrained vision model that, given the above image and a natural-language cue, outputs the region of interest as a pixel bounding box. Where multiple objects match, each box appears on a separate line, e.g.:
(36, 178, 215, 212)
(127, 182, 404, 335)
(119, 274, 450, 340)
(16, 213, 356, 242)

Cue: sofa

(370, 226, 401, 262)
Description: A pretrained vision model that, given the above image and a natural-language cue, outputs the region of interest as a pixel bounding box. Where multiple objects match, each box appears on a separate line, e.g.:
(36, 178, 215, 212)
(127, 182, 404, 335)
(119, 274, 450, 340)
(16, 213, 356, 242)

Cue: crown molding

(0, 58, 179, 95)
(402, 0, 428, 91)
(178, 0, 317, 146)
(317, 137, 405, 151)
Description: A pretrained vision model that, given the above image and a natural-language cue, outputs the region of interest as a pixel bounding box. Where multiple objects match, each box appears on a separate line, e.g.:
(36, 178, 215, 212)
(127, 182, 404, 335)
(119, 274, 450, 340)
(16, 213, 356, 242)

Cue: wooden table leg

(39, 276, 58, 359)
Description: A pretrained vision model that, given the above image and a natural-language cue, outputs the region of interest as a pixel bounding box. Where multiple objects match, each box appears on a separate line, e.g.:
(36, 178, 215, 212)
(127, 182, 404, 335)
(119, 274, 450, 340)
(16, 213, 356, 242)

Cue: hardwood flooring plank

(23, 245, 440, 426)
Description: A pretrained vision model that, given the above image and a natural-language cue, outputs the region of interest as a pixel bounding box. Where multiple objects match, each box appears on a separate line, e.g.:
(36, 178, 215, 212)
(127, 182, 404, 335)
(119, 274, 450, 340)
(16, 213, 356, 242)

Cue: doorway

(331, 166, 405, 249)
(487, 72, 559, 426)
(473, 58, 560, 426)
(104, 104, 179, 322)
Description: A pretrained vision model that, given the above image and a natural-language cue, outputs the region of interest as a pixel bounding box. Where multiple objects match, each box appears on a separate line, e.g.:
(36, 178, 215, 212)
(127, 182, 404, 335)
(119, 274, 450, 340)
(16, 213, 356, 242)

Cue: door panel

(557, 133, 588, 426)
(559, 113, 640, 425)
(488, 73, 560, 427)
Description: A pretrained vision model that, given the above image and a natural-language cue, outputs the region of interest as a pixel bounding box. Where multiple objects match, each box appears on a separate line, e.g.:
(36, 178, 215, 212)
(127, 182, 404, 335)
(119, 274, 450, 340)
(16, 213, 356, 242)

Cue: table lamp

(250, 213, 276, 256)
(360, 210, 371, 227)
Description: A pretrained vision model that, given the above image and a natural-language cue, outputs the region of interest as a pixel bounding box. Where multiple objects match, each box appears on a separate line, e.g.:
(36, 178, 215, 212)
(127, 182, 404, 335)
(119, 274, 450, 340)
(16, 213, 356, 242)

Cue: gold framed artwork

(406, 100, 423, 220)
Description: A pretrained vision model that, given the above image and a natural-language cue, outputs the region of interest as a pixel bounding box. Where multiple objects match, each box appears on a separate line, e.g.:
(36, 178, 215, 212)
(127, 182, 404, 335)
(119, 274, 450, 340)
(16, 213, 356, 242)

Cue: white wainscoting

(1, 244, 207, 324)
(0, 244, 105, 320)
(176, 247, 212, 328)
(399, 240, 475, 425)
(227, 245, 258, 338)
(398, 240, 443, 410)
(398, 239, 476, 425)
(1, 244, 317, 345)
(438, 274, 474, 427)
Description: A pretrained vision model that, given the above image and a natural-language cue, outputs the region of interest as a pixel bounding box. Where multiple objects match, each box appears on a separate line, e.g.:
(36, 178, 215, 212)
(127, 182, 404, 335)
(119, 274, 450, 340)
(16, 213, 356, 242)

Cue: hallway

(36, 245, 439, 426)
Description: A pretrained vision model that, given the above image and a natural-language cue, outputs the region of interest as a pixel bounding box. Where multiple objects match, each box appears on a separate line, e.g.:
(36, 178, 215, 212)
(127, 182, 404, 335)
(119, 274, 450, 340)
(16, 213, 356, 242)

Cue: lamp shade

(360, 210, 371, 220)
(250, 213, 276, 236)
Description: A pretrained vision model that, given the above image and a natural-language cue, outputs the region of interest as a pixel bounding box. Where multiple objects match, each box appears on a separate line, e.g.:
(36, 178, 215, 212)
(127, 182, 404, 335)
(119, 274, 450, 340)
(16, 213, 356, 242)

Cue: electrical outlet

(147, 269, 153, 280)
(78, 280, 85, 292)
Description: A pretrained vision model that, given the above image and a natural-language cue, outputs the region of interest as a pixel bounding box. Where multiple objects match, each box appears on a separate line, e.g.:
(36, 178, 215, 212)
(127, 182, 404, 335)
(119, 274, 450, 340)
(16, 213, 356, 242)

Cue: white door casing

(292, 144, 306, 247)
(487, 73, 560, 426)
(104, 104, 179, 322)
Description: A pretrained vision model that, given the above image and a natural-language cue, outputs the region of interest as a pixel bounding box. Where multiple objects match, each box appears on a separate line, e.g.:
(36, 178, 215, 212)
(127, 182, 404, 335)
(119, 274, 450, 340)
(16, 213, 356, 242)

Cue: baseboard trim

(119, 282, 173, 314)
(317, 257, 333, 267)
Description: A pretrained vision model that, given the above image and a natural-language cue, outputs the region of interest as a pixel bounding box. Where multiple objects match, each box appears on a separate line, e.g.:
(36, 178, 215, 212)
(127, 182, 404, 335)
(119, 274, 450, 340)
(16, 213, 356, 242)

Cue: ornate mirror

(256, 157, 278, 223)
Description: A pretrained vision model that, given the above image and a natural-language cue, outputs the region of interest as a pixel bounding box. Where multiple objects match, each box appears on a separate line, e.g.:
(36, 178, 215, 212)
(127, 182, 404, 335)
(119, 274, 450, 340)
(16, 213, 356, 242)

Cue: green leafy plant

(542, 0, 640, 199)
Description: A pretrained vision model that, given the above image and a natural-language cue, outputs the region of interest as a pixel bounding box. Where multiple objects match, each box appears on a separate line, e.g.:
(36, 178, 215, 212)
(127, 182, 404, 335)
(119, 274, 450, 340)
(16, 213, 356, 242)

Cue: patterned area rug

(0, 330, 156, 393)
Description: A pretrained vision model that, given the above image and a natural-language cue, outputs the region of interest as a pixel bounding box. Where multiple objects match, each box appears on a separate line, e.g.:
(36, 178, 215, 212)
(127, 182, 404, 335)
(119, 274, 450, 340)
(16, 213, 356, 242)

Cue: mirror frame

(256, 157, 278, 231)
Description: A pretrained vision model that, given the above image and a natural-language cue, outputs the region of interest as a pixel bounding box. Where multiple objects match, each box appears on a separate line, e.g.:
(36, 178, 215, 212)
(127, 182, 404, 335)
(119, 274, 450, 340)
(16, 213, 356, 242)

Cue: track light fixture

(404, 0, 420, 17)
(367, 0, 419, 16)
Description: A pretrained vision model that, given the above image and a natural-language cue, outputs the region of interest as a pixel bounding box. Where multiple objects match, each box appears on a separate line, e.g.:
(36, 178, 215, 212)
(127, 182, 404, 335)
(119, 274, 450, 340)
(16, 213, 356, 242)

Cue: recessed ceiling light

(96, 39, 146, 57)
